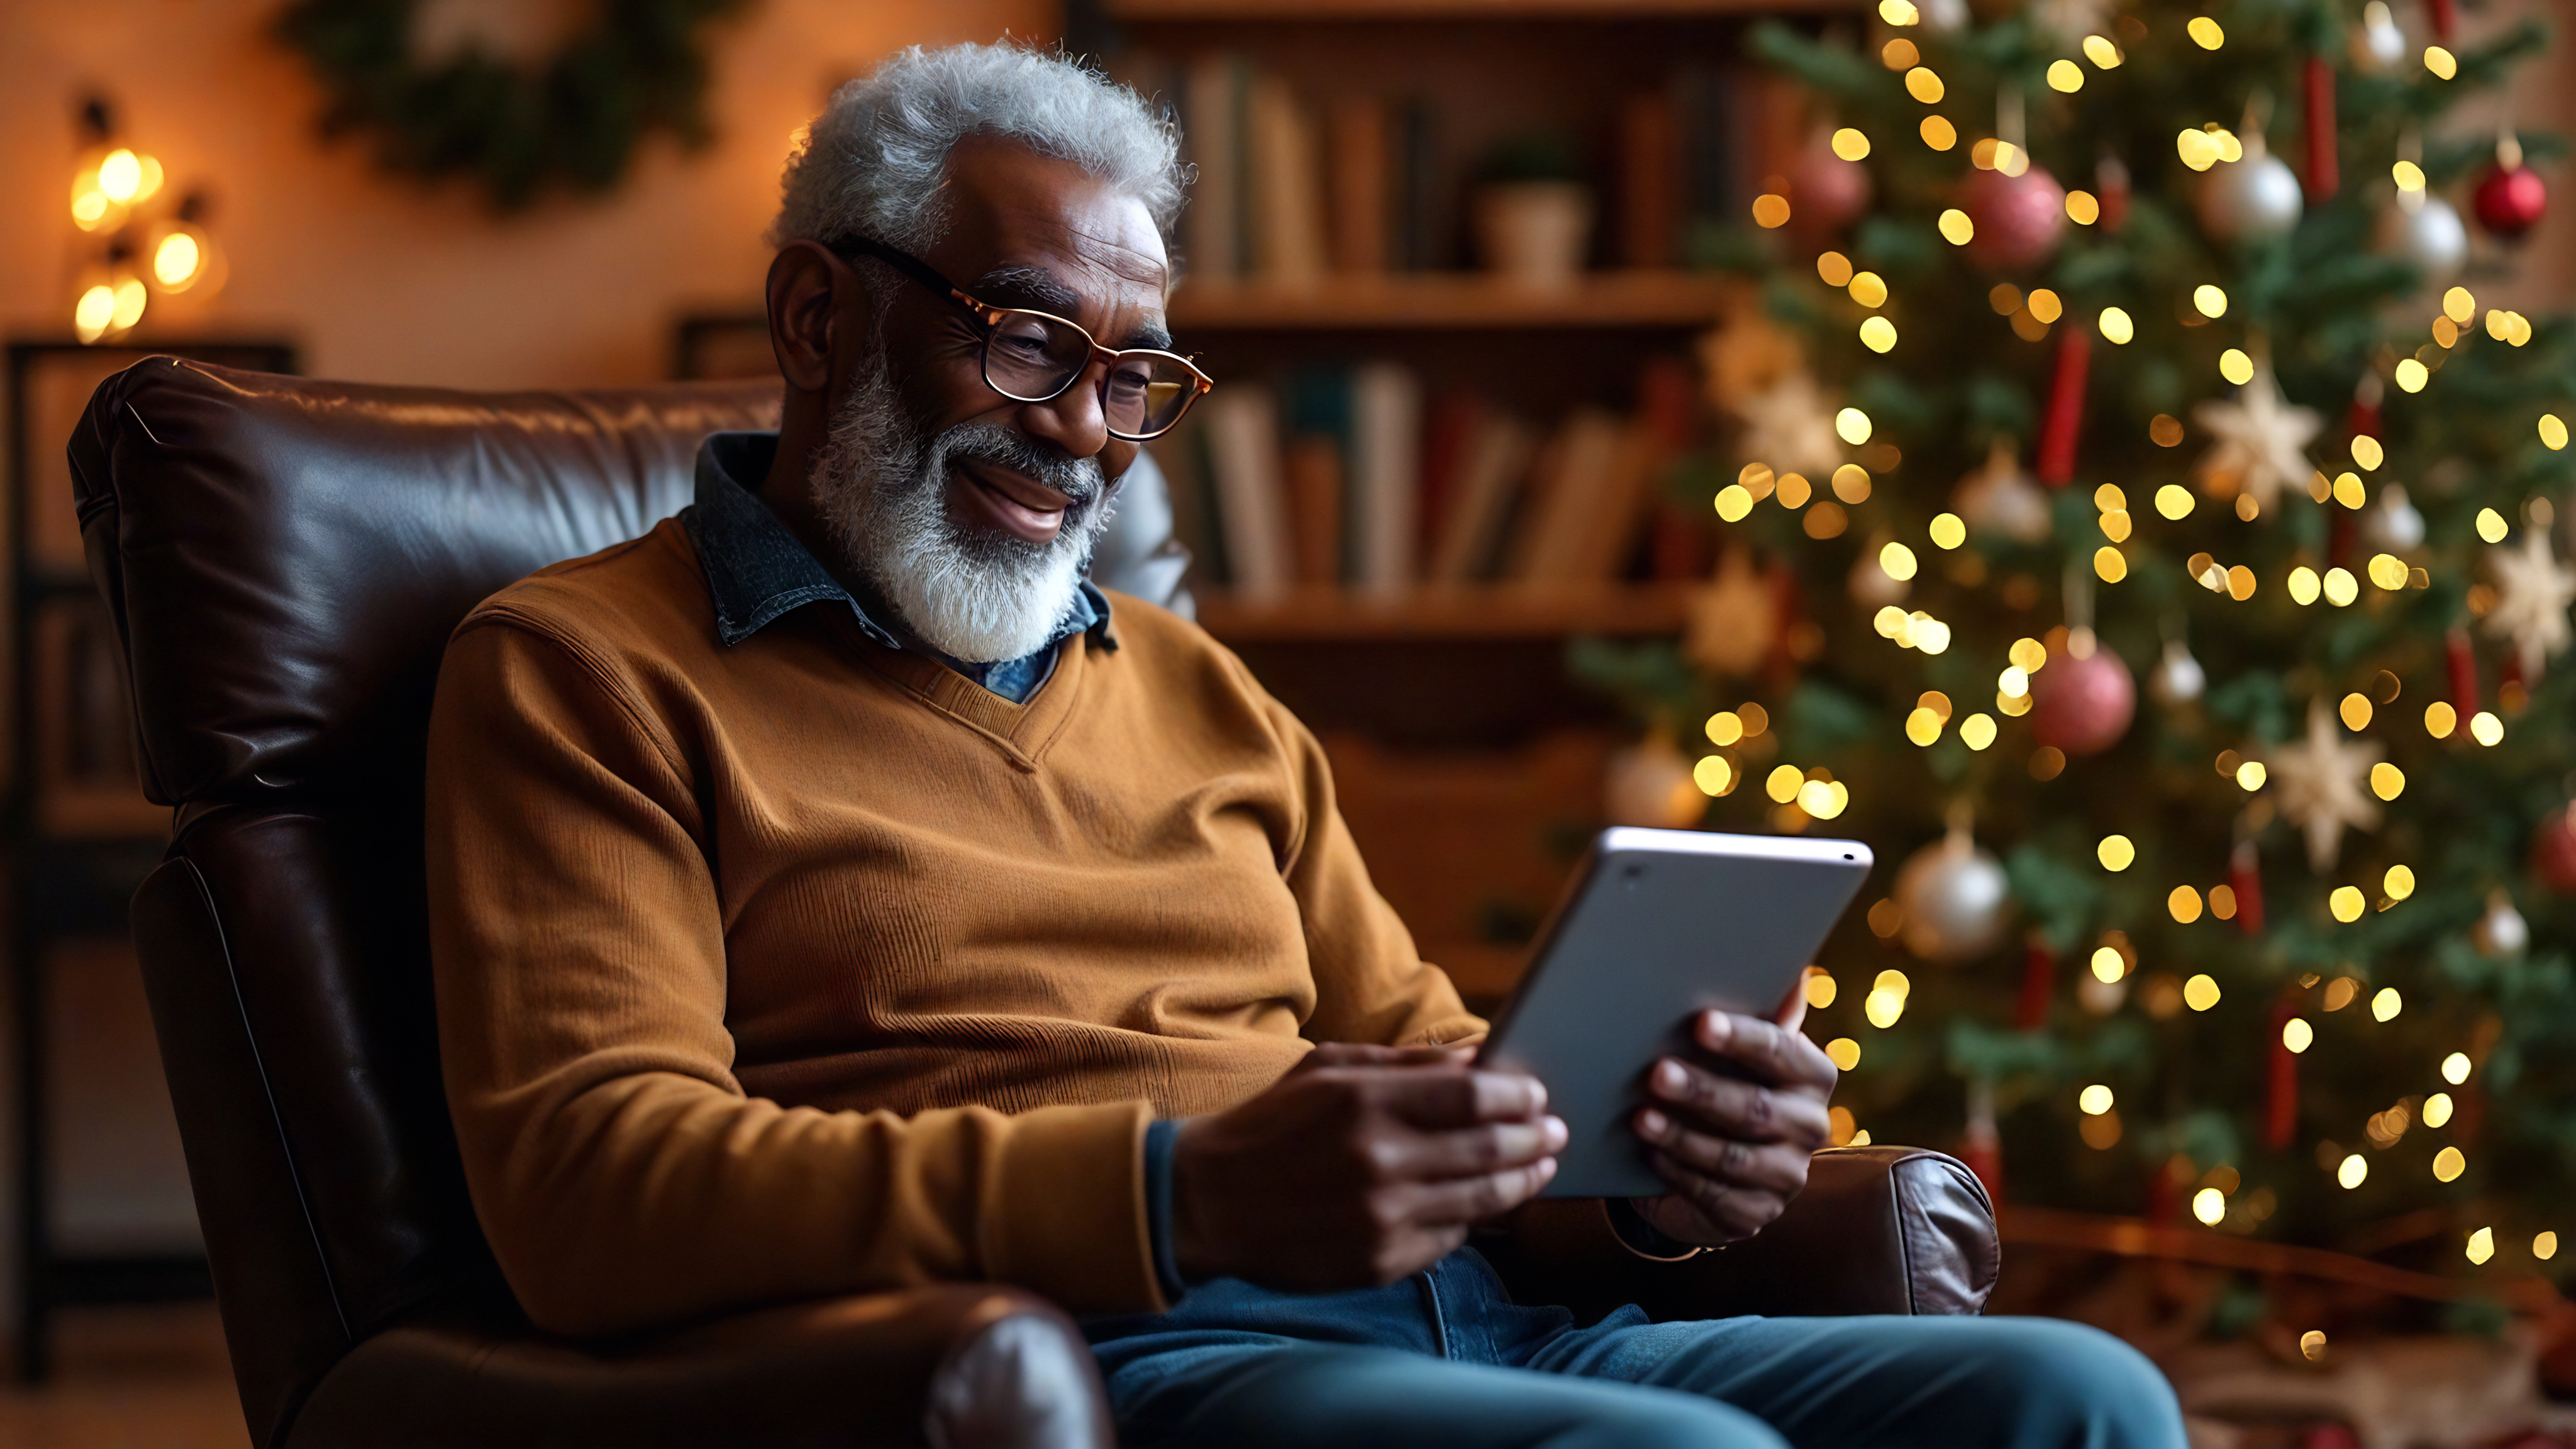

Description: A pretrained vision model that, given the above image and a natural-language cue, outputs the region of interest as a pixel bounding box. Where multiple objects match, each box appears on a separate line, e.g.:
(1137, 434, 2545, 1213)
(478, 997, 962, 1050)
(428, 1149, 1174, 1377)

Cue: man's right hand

(1169, 1043, 1565, 1292)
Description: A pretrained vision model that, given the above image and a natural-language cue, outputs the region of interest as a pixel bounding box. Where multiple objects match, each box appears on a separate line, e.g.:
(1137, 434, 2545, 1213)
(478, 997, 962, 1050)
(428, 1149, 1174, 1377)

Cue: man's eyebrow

(967, 264, 1082, 315)
(969, 264, 1174, 352)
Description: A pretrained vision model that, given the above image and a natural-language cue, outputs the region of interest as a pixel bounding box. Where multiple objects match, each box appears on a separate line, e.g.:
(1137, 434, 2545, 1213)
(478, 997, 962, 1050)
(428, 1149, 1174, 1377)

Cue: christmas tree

(1587, 0, 2576, 1287)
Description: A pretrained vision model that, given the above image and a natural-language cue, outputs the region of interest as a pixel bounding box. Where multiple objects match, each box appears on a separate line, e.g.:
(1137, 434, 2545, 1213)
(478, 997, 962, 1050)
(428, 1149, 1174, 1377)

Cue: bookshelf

(1197, 581, 1692, 640)
(1095, 0, 1828, 1004)
(1169, 271, 1741, 330)
(1108, 0, 1853, 18)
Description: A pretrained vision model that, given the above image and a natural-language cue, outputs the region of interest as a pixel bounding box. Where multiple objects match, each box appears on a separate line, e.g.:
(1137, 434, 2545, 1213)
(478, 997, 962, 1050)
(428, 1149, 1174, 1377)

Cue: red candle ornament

(2534, 805, 2576, 896)
(2426, 0, 2455, 42)
(2014, 937, 2055, 1030)
(2302, 57, 2338, 201)
(2035, 328, 2091, 486)
(2095, 156, 2131, 235)
(2229, 841, 2265, 936)
(2265, 1001, 2299, 1151)
(2447, 628, 2482, 718)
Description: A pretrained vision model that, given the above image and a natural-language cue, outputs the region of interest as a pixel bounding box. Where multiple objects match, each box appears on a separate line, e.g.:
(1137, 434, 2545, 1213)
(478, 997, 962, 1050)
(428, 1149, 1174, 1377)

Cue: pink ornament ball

(2028, 647, 2136, 757)
(1961, 165, 2067, 271)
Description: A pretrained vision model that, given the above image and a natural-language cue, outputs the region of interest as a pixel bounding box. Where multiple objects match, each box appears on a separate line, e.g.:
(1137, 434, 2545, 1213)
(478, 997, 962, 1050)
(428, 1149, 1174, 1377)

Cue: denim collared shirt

(679, 431, 1113, 703)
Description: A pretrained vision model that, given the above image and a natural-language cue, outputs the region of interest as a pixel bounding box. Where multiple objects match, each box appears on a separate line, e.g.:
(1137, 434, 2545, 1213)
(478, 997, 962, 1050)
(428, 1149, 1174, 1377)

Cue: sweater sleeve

(426, 616, 1165, 1336)
(1261, 696, 1489, 1050)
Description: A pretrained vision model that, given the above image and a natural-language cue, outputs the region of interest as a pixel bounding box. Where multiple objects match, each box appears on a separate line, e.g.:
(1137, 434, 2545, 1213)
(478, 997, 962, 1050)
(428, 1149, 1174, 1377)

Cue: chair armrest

(1482, 1146, 1997, 1323)
(284, 1285, 1111, 1449)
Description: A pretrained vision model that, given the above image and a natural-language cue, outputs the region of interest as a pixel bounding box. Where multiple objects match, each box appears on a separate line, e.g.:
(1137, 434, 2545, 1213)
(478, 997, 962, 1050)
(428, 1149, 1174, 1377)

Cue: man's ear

(766, 241, 856, 396)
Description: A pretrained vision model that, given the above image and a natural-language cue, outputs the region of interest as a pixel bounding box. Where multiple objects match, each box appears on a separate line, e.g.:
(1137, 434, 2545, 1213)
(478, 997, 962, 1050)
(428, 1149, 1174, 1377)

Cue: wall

(1, 0, 1058, 390)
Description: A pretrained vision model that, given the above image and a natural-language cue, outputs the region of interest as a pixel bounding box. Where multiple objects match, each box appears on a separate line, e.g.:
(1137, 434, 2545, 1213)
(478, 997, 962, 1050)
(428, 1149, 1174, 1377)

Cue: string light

(2192, 1187, 2226, 1224)
(1826, 1037, 1862, 1070)
(2083, 35, 2123, 68)
(2184, 974, 2221, 1010)
(1692, 757, 1733, 796)
(1832, 128, 1872, 161)
(2477, 507, 2509, 541)
(2442, 1052, 2472, 1084)
(2282, 1018, 2314, 1053)
(2188, 16, 2225, 48)
(2098, 835, 2136, 870)
(2424, 1092, 2454, 1127)
(2467, 1227, 2494, 1263)
(1906, 67, 1946, 103)
(2338, 1153, 2368, 1189)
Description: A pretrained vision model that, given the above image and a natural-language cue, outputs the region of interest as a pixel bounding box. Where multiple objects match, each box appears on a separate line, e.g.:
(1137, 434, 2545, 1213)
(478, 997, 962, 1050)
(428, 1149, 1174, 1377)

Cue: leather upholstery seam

(171, 853, 355, 1343)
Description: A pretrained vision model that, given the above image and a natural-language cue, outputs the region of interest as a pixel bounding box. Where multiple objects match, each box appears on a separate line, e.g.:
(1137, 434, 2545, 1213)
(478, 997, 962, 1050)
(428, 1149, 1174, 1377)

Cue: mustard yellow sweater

(425, 517, 1480, 1336)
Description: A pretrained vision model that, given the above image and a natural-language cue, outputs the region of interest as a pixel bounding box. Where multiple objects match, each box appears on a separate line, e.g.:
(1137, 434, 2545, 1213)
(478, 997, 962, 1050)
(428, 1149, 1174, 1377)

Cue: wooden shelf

(1196, 584, 1693, 641)
(1168, 272, 1743, 331)
(1112, 0, 1853, 18)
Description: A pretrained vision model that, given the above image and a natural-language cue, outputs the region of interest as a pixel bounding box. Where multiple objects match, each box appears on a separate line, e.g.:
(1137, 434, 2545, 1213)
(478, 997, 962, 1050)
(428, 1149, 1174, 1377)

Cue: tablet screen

(1478, 828, 1872, 1198)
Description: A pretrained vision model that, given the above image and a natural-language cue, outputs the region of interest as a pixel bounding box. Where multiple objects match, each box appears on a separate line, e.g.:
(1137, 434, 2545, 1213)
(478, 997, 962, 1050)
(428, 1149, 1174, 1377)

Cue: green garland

(276, 0, 748, 211)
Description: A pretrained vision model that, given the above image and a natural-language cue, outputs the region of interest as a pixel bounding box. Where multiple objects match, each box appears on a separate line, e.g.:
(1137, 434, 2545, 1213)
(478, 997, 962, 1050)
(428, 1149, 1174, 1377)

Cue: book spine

(1284, 437, 1345, 586)
(1184, 55, 1241, 282)
(1204, 387, 1292, 599)
(1619, 92, 1682, 270)
(1350, 363, 1423, 594)
(1328, 97, 1390, 275)
(1247, 76, 1327, 284)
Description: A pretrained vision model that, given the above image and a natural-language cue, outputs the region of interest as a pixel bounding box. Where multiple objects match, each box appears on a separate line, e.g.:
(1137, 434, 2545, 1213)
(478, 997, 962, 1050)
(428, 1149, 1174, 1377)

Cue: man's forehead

(931, 136, 1168, 303)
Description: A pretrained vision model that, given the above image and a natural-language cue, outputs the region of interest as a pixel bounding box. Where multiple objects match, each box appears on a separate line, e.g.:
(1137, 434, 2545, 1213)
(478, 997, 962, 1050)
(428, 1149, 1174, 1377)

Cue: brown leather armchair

(69, 358, 1997, 1449)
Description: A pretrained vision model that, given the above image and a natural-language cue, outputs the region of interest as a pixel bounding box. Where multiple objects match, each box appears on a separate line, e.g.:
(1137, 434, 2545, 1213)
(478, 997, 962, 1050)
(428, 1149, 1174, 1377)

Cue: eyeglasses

(827, 236, 1214, 441)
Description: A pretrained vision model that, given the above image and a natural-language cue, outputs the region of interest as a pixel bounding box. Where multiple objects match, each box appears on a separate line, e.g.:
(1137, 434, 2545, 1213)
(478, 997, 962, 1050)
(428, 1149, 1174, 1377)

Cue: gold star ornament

(2482, 526, 2576, 681)
(2259, 699, 2383, 872)
(2192, 362, 2321, 513)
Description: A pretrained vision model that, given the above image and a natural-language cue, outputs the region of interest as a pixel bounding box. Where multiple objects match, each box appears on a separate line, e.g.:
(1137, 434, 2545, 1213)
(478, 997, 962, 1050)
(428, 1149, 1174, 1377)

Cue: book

(1426, 411, 1537, 584)
(1507, 408, 1626, 585)
(1202, 386, 1293, 598)
(1284, 437, 1345, 585)
(1392, 99, 1438, 271)
(1246, 75, 1327, 284)
(1414, 389, 1484, 577)
(1619, 92, 1682, 270)
(1348, 362, 1423, 594)
(1328, 96, 1390, 275)
(1148, 414, 1223, 587)
(1183, 55, 1244, 283)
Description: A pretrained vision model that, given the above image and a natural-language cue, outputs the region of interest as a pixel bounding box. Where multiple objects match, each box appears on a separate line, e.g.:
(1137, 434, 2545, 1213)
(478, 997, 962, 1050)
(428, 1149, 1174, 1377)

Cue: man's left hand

(1628, 988, 1838, 1247)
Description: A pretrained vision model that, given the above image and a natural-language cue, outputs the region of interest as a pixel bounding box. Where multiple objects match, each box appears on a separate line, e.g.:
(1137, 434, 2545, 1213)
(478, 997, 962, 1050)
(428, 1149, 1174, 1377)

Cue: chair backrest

(72, 360, 780, 1446)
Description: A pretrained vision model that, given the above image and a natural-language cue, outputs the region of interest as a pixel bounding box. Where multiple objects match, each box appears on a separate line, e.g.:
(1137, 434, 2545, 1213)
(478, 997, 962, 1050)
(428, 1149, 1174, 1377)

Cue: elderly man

(427, 42, 2184, 1448)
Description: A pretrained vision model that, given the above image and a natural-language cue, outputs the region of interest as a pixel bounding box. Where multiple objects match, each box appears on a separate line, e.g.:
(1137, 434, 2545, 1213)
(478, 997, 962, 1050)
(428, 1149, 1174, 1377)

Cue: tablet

(1477, 828, 1872, 1198)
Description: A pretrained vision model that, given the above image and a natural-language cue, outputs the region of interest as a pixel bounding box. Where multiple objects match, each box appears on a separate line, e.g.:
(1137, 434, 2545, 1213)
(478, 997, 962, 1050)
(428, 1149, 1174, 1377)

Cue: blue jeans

(1085, 1248, 2185, 1448)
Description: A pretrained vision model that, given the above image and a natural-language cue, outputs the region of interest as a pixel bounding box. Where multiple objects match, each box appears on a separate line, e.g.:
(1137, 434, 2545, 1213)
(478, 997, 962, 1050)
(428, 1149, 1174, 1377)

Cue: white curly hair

(772, 42, 1187, 254)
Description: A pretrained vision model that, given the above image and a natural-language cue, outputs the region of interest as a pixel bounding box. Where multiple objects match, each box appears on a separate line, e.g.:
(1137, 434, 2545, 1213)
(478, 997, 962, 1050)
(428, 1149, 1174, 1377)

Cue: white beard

(809, 345, 1113, 663)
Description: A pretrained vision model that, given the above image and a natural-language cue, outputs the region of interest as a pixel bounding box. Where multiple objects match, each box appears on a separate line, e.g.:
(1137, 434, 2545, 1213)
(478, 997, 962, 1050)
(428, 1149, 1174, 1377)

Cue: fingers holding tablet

(1690, 1010, 1840, 1094)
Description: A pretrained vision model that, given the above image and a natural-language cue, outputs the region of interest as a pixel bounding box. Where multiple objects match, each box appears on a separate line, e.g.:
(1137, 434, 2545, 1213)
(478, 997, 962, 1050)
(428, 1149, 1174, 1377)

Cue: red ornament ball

(2473, 162, 2548, 240)
(2533, 804, 2576, 896)
(2029, 646, 2136, 757)
(1962, 164, 2067, 270)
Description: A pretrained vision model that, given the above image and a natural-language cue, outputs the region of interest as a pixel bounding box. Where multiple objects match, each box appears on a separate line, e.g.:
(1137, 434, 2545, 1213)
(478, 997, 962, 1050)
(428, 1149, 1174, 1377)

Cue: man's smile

(952, 455, 1072, 543)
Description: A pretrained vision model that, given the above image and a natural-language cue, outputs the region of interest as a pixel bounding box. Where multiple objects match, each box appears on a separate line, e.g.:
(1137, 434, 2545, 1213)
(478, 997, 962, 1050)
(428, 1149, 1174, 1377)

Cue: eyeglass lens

(983, 310, 1198, 437)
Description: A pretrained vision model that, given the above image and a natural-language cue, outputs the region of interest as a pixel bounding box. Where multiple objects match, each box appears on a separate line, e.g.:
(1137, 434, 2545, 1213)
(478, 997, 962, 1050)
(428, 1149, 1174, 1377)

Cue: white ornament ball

(2077, 969, 2129, 1016)
(1892, 830, 2011, 964)
(2350, 1, 2407, 74)
(1919, 0, 1968, 30)
(1605, 733, 1704, 829)
(2360, 482, 2426, 552)
(2474, 891, 2529, 957)
(2378, 195, 2469, 284)
(1850, 551, 1912, 608)
(2150, 640, 2206, 706)
(2198, 140, 2304, 243)
(1953, 443, 2053, 545)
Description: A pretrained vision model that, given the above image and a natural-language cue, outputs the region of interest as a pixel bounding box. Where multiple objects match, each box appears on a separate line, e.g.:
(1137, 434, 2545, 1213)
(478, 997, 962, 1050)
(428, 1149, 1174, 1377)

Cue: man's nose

(1015, 358, 1111, 459)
